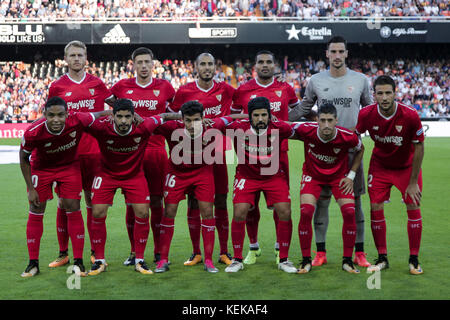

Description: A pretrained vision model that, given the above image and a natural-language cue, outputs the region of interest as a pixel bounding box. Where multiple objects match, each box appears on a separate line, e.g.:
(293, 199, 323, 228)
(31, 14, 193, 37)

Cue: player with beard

(169, 53, 236, 267)
(110, 47, 175, 266)
(231, 50, 300, 265)
(357, 76, 425, 275)
(224, 97, 297, 273)
(47, 41, 114, 268)
(289, 36, 373, 268)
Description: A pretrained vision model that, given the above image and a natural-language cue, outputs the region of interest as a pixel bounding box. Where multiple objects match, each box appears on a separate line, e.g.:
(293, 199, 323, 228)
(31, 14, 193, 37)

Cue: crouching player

(20, 96, 111, 277)
(290, 103, 364, 274)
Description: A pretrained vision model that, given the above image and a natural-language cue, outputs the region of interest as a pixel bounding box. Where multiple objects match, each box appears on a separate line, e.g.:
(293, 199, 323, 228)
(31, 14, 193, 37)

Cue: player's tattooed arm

(92, 109, 113, 119)
(159, 113, 181, 121)
(19, 149, 40, 207)
(405, 141, 424, 206)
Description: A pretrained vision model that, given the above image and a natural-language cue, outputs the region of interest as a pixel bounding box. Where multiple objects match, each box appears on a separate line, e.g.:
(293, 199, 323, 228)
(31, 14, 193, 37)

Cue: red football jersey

(232, 78, 299, 151)
(169, 80, 235, 118)
(356, 102, 425, 169)
(155, 117, 231, 171)
(225, 119, 294, 180)
(48, 72, 113, 155)
(87, 116, 163, 180)
(21, 112, 95, 170)
(293, 122, 361, 181)
(110, 77, 175, 148)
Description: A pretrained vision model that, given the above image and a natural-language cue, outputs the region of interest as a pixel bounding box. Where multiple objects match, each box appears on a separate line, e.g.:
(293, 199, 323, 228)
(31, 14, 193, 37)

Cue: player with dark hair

(232, 50, 300, 265)
(289, 35, 373, 268)
(110, 47, 176, 266)
(20, 96, 111, 277)
(224, 97, 297, 273)
(289, 103, 364, 274)
(169, 53, 236, 267)
(356, 75, 425, 275)
(85, 99, 176, 276)
(154, 100, 245, 273)
(47, 40, 114, 268)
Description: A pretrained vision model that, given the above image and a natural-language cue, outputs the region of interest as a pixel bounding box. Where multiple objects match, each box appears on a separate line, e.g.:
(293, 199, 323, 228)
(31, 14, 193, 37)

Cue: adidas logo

(102, 24, 130, 44)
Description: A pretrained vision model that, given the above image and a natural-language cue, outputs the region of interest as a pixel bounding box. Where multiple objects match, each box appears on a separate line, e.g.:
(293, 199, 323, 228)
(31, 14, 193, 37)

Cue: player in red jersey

(19, 97, 111, 277)
(47, 41, 114, 267)
(224, 97, 298, 273)
(356, 75, 425, 275)
(289, 103, 364, 274)
(110, 47, 175, 266)
(231, 50, 300, 265)
(169, 53, 236, 266)
(86, 99, 176, 276)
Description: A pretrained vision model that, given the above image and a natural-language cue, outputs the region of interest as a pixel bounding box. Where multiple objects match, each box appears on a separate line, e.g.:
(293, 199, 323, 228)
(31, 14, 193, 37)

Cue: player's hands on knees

(28, 188, 40, 207)
(405, 183, 421, 206)
(339, 177, 354, 195)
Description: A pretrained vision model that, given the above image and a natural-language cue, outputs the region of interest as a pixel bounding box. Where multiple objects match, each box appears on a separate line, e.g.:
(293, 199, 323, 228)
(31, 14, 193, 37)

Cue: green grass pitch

(0, 137, 449, 300)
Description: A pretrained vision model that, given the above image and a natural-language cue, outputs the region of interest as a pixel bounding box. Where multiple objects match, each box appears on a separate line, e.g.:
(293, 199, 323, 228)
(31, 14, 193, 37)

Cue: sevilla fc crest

(153, 90, 160, 97)
(69, 131, 77, 138)
(216, 94, 222, 101)
(333, 148, 341, 154)
(275, 90, 282, 97)
(395, 125, 403, 132)
(89, 89, 95, 96)
(134, 137, 141, 143)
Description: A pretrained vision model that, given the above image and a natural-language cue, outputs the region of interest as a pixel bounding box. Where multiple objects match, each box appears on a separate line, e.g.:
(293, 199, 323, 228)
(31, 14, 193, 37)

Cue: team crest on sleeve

(153, 90, 160, 97)
(89, 89, 95, 96)
(416, 128, 423, 136)
(275, 90, 282, 97)
(395, 125, 403, 133)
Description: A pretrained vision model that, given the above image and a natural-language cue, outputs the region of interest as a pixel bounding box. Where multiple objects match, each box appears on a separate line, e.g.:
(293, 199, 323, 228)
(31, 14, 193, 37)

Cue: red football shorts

(31, 162, 82, 202)
(368, 159, 423, 205)
(232, 173, 291, 209)
(79, 153, 101, 192)
(143, 147, 168, 197)
(91, 171, 150, 205)
(300, 173, 355, 201)
(164, 165, 215, 204)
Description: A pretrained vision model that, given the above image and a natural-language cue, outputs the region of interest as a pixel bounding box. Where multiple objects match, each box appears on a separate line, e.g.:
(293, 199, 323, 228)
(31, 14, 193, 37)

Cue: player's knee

(275, 207, 291, 221)
(214, 194, 227, 210)
(370, 203, 384, 212)
(164, 204, 178, 219)
(30, 202, 46, 214)
(92, 206, 107, 219)
(134, 208, 149, 219)
(61, 199, 80, 212)
(300, 203, 315, 221)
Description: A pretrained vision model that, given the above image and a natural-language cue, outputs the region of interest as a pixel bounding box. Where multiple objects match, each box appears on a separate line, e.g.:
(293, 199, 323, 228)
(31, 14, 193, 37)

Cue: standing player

(224, 97, 297, 273)
(154, 101, 242, 273)
(86, 99, 175, 276)
(110, 47, 175, 265)
(169, 53, 236, 266)
(289, 36, 373, 268)
(47, 40, 113, 267)
(290, 103, 364, 274)
(231, 50, 300, 265)
(356, 75, 425, 275)
(19, 97, 111, 277)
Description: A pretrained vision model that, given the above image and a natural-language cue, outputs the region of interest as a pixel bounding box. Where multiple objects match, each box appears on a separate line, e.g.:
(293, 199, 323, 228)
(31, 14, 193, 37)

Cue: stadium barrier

(1, 21, 449, 45)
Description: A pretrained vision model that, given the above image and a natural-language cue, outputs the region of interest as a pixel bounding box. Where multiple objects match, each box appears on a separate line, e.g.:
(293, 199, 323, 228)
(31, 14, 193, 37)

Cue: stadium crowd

(0, 55, 448, 121)
(1, 0, 449, 20)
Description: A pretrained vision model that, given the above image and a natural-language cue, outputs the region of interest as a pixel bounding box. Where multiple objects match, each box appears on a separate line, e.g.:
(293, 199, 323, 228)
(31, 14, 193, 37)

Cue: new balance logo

(65, 92, 72, 96)
(102, 24, 130, 43)
(126, 90, 133, 94)
(373, 126, 379, 130)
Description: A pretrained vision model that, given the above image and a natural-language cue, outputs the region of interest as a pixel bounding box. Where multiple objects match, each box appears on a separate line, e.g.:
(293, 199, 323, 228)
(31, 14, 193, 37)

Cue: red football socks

(134, 215, 150, 260)
(66, 210, 85, 260)
(407, 209, 422, 256)
(231, 219, 246, 260)
(298, 203, 315, 257)
(370, 209, 387, 255)
(150, 206, 163, 255)
(277, 219, 292, 260)
(56, 206, 68, 253)
(26, 212, 44, 260)
(187, 208, 201, 254)
(340, 203, 357, 257)
(91, 216, 107, 260)
(159, 216, 175, 261)
(125, 205, 135, 252)
(214, 208, 229, 255)
(245, 206, 260, 245)
(201, 218, 216, 261)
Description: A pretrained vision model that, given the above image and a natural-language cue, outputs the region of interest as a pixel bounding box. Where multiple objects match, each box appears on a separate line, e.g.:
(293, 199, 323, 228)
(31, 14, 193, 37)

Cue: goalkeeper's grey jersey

(294, 68, 373, 129)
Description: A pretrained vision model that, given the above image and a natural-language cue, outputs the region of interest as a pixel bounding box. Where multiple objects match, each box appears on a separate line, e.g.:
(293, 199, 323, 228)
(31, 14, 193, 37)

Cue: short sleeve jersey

(48, 73, 113, 155)
(87, 116, 163, 180)
(169, 80, 235, 118)
(155, 117, 232, 171)
(110, 77, 175, 148)
(21, 112, 95, 170)
(232, 78, 299, 151)
(226, 119, 294, 180)
(293, 122, 361, 181)
(356, 102, 425, 169)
